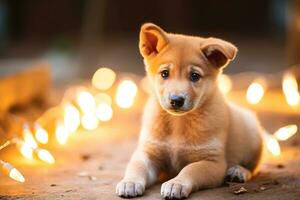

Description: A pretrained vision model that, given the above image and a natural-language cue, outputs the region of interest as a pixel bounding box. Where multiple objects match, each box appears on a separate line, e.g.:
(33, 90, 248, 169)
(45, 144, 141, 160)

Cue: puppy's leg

(161, 159, 226, 199)
(225, 165, 252, 183)
(116, 150, 157, 198)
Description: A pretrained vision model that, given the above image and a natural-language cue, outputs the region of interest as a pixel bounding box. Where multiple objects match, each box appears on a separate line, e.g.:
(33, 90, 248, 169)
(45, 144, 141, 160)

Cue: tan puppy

(116, 23, 263, 199)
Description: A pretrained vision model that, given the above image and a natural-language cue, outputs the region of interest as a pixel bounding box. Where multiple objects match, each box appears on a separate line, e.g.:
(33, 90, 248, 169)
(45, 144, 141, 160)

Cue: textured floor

(0, 86, 300, 200)
(0, 108, 300, 200)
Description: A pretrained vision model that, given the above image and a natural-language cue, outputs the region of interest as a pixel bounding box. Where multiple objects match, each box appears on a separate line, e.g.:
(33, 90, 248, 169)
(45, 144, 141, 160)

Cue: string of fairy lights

(0, 67, 138, 183)
(219, 71, 299, 156)
(0, 67, 299, 183)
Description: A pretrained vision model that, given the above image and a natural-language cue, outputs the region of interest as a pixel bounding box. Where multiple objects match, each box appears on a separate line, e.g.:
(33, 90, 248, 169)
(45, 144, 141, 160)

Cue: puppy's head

(139, 23, 237, 115)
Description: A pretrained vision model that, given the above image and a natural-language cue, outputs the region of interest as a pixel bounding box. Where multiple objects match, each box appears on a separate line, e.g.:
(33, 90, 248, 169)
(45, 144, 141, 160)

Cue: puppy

(116, 23, 263, 199)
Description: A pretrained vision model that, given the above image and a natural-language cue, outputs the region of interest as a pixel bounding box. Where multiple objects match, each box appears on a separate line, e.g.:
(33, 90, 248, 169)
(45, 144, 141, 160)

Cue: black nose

(170, 96, 185, 109)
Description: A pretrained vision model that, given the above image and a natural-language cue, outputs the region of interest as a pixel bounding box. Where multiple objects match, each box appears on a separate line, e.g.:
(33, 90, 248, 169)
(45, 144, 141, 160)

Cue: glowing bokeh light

(1, 162, 25, 183)
(76, 90, 96, 114)
(274, 124, 298, 141)
(282, 73, 300, 106)
(9, 168, 25, 183)
(37, 149, 55, 164)
(116, 80, 138, 108)
(81, 113, 99, 130)
(96, 103, 113, 122)
(63, 103, 80, 133)
(20, 143, 34, 159)
(22, 125, 38, 148)
(246, 82, 265, 104)
(266, 135, 281, 156)
(95, 93, 112, 105)
(92, 67, 116, 90)
(55, 122, 69, 145)
(34, 124, 49, 144)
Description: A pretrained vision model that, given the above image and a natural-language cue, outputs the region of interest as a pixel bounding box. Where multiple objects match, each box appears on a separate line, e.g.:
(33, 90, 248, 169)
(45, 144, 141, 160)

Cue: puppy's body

(116, 23, 263, 199)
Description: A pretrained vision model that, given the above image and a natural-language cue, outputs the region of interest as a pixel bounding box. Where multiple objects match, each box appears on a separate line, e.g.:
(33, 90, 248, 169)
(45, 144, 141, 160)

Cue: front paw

(116, 180, 145, 198)
(225, 165, 251, 183)
(161, 179, 192, 199)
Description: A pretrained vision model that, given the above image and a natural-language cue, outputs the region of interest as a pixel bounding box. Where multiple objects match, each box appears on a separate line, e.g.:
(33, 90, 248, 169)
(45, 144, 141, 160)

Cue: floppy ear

(201, 38, 238, 68)
(139, 23, 169, 58)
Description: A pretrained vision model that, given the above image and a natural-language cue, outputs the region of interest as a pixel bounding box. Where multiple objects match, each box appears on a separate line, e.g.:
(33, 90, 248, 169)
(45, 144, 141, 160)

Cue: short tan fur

(116, 23, 263, 199)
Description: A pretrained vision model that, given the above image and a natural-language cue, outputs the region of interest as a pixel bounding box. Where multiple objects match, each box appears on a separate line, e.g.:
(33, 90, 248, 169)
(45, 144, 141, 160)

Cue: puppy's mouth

(165, 109, 189, 116)
(162, 105, 194, 116)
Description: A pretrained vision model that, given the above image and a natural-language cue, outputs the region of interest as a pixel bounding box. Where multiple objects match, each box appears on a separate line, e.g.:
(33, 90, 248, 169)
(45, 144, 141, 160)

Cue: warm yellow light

(37, 149, 55, 164)
(116, 80, 138, 108)
(96, 103, 113, 122)
(23, 125, 38, 148)
(95, 93, 112, 105)
(274, 124, 298, 141)
(9, 168, 25, 183)
(34, 123, 48, 144)
(218, 74, 232, 94)
(92, 67, 116, 90)
(20, 142, 34, 159)
(266, 135, 281, 156)
(282, 73, 300, 106)
(55, 122, 69, 145)
(1, 161, 25, 183)
(81, 113, 99, 130)
(63, 103, 80, 133)
(246, 82, 265, 104)
(76, 90, 96, 113)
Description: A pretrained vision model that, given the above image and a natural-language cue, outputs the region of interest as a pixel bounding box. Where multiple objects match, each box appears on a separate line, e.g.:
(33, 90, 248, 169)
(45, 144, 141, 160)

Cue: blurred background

(0, 0, 298, 84)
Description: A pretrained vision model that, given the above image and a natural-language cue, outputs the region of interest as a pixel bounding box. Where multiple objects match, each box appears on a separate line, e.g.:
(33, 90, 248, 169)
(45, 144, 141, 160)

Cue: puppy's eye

(190, 72, 201, 82)
(161, 70, 169, 79)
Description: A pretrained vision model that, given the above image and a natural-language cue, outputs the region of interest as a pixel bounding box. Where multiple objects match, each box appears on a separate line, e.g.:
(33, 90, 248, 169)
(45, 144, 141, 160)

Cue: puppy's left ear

(201, 38, 238, 68)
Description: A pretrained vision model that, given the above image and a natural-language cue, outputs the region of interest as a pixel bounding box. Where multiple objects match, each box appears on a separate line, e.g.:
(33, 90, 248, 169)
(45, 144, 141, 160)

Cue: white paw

(161, 179, 192, 199)
(116, 180, 145, 198)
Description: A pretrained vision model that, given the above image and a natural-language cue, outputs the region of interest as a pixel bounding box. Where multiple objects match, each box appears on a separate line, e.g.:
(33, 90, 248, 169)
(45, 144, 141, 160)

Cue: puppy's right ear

(139, 23, 168, 58)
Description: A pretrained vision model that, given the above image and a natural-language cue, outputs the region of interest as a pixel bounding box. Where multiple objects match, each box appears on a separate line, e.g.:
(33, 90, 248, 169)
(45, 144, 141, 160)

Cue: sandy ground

(0, 91, 300, 200)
